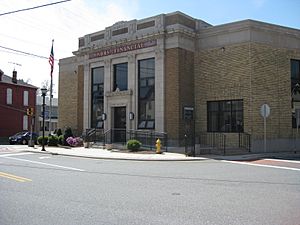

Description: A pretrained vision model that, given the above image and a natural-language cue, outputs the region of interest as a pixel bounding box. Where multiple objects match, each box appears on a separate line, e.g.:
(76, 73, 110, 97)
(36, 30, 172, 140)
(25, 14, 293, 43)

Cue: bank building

(59, 11, 300, 154)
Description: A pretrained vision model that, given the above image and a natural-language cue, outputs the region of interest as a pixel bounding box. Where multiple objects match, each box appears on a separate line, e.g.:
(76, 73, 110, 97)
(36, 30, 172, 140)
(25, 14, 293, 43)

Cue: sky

(0, 0, 299, 97)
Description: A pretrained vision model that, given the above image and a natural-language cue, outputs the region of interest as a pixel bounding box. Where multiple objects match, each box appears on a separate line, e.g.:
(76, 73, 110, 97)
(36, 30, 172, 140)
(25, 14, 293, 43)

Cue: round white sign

(260, 104, 270, 118)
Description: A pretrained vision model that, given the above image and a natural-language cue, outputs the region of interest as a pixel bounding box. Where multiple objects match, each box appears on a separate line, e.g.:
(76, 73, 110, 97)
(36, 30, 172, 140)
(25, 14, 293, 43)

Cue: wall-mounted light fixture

(129, 112, 134, 120)
(101, 113, 107, 121)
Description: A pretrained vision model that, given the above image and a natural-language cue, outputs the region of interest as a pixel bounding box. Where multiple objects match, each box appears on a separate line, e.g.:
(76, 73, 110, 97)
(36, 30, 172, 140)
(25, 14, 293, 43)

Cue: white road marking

(0, 152, 34, 157)
(4, 156, 85, 172)
(39, 156, 51, 159)
(223, 160, 300, 172)
(263, 158, 300, 164)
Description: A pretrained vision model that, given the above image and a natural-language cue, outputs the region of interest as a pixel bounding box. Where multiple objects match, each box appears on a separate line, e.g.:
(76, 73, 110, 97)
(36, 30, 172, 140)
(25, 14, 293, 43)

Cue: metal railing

(127, 129, 168, 151)
(83, 128, 104, 144)
(198, 132, 226, 154)
(239, 132, 251, 152)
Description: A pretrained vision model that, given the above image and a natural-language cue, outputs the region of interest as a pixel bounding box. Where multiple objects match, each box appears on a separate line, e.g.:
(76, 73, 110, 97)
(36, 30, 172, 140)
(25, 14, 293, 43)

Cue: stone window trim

(112, 27, 128, 36)
(91, 33, 105, 42)
(137, 20, 155, 30)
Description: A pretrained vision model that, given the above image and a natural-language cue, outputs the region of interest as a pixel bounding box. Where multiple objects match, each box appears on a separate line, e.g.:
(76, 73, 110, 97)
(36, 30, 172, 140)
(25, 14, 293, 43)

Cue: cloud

(0, 0, 139, 96)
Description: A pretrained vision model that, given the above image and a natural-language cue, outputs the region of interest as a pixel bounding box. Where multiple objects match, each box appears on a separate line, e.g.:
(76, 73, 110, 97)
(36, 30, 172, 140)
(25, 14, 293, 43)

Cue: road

(1, 148, 300, 225)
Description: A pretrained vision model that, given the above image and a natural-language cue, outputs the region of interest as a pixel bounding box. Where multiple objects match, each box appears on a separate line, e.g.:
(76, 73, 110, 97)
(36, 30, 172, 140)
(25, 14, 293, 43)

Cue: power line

(0, 0, 72, 16)
(0, 45, 58, 61)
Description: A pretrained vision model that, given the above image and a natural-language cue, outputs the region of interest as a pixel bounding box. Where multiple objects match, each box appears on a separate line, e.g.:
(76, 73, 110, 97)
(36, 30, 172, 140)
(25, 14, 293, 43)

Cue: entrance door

(113, 107, 126, 143)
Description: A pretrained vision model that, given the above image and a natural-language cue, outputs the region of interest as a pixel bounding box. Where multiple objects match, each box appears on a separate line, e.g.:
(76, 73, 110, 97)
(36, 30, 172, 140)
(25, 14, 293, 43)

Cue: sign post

(260, 104, 270, 153)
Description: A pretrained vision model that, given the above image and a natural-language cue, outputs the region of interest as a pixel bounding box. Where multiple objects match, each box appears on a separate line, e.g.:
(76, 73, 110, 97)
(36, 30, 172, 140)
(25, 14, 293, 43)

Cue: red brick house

(0, 69, 38, 137)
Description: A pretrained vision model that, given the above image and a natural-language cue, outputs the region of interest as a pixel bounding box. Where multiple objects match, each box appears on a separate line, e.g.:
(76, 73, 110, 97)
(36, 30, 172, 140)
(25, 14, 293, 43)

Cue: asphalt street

(1, 150, 300, 225)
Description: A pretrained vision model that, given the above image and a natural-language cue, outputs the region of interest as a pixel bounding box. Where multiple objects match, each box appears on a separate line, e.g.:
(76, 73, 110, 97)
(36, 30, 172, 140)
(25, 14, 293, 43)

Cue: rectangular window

(23, 91, 29, 106)
(138, 58, 155, 129)
(7, 88, 12, 104)
(207, 100, 243, 132)
(23, 115, 28, 130)
(91, 67, 104, 129)
(291, 59, 300, 128)
(113, 63, 128, 91)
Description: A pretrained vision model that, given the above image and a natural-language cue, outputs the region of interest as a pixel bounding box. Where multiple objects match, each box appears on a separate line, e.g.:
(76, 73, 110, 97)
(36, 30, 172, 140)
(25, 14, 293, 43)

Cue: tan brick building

(59, 11, 300, 153)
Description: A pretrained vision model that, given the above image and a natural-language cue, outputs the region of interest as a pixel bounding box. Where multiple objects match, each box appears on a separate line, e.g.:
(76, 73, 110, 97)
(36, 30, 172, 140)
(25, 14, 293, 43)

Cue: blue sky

(0, 0, 299, 96)
(86, 0, 300, 29)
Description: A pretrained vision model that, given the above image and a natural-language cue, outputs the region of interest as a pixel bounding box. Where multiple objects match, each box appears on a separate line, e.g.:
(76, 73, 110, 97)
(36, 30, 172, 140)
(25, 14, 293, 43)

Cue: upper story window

(207, 100, 243, 133)
(113, 63, 128, 91)
(138, 58, 155, 129)
(23, 91, 29, 106)
(6, 88, 12, 104)
(291, 59, 300, 128)
(23, 115, 28, 130)
(91, 67, 104, 129)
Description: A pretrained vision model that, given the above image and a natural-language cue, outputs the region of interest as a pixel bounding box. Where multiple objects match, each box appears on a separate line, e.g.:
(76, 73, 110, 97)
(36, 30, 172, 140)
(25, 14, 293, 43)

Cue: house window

(207, 100, 243, 132)
(7, 88, 12, 104)
(291, 59, 300, 128)
(91, 67, 104, 129)
(138, 58, 155, 129)
(113, 63, 128, 91)
(23, 115, 28, 130)
(23, 91, 29, 106)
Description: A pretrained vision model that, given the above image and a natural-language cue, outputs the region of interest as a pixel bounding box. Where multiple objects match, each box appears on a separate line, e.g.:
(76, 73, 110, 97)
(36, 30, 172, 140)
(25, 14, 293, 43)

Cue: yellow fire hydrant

(156, 138, 162, 154)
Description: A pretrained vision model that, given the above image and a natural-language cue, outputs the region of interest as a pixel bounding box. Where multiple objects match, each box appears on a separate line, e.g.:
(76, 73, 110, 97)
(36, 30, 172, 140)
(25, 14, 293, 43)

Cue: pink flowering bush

(66, 137, 83, 147)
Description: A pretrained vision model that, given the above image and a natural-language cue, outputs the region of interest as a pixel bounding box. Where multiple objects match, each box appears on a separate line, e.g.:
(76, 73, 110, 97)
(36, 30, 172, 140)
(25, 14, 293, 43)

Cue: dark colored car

(9, 131, 38, 145)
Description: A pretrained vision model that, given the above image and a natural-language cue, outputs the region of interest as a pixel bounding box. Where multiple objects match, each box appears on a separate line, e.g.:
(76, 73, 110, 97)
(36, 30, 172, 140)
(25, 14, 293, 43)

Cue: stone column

(83, 61, 90, 130)
(155, 45, 165, 133)
(104, 58, 111, 131)
(127, 54, 136, 130)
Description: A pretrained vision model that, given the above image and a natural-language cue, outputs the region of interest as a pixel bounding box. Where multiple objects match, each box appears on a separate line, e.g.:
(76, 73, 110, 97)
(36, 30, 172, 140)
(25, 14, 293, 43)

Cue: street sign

(260, 104, 270, 118)
(183, 107, 194, 120)
(260, 104, 270, 153)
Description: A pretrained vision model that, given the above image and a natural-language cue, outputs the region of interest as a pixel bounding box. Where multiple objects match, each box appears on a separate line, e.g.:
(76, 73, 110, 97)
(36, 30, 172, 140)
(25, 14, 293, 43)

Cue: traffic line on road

(4, 156, 85, 172)
(0, 171, 32, 182)
(264, 158, 300, 164)
(224, 160, 300, 171)
(0, 152, 34, 158)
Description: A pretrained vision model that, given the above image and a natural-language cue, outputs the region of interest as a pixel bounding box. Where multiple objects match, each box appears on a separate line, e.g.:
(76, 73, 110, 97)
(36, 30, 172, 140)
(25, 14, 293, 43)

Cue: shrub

(48, 135, 58, 146)
(38, 136, 48, 145)
(63, 127, 73, 146)
(66, 137, 83, 147)
(126, 139, 142, 151)
(58, 135, 64, 145)
(56, 128, 62, 137)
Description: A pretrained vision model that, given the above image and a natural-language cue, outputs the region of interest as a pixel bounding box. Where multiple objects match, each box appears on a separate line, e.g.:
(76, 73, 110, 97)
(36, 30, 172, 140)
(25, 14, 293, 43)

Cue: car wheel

(22, 139, 27, 145)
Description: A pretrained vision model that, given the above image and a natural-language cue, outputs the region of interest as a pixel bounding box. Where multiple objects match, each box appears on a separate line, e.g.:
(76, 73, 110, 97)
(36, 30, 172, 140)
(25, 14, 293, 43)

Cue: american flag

(49, 40, 54, 77)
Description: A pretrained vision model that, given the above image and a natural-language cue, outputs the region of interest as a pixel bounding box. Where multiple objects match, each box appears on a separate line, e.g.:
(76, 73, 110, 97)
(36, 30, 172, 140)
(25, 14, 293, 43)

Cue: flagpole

(49, 39, 54, 135)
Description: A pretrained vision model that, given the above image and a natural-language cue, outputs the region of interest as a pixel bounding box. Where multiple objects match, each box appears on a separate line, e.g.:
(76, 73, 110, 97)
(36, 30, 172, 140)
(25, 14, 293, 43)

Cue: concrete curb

(23, 148, 208, 162)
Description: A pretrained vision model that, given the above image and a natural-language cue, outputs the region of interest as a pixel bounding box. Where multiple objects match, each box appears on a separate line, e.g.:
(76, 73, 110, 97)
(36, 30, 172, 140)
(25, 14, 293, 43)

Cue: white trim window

(23, 115, 28, 130)
(23, 91, 29, 106)
(6, 88, 12, 104)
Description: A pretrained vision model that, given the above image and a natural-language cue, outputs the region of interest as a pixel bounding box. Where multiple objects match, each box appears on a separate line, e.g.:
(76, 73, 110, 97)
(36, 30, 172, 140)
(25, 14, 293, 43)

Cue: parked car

(9, 131, 38, 145)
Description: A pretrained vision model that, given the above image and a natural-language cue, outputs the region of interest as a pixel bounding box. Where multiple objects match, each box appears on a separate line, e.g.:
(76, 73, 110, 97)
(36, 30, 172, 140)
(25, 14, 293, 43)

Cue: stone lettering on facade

(89, 39, 157, 59)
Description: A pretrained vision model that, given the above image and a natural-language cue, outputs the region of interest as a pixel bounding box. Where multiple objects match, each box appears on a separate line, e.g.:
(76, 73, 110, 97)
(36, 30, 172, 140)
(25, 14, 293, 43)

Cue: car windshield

(14, 132, 27, 136)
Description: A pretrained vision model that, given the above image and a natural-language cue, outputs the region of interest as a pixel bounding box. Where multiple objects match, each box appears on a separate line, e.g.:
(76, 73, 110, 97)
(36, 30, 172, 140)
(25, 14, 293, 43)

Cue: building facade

(59, 11, 300, 153)
(0, 70, 38, 137)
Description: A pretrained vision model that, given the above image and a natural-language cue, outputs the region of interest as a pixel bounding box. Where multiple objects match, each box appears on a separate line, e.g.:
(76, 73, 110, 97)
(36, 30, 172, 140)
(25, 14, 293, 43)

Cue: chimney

(12, 70, 17, 83)
(0, 70, 3, 82)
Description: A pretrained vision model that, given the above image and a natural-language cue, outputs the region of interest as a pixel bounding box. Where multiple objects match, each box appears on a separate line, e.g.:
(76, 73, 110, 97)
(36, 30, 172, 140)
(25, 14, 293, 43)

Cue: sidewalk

(23, 145, 207, 161)
(3, 145, 299, 161)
